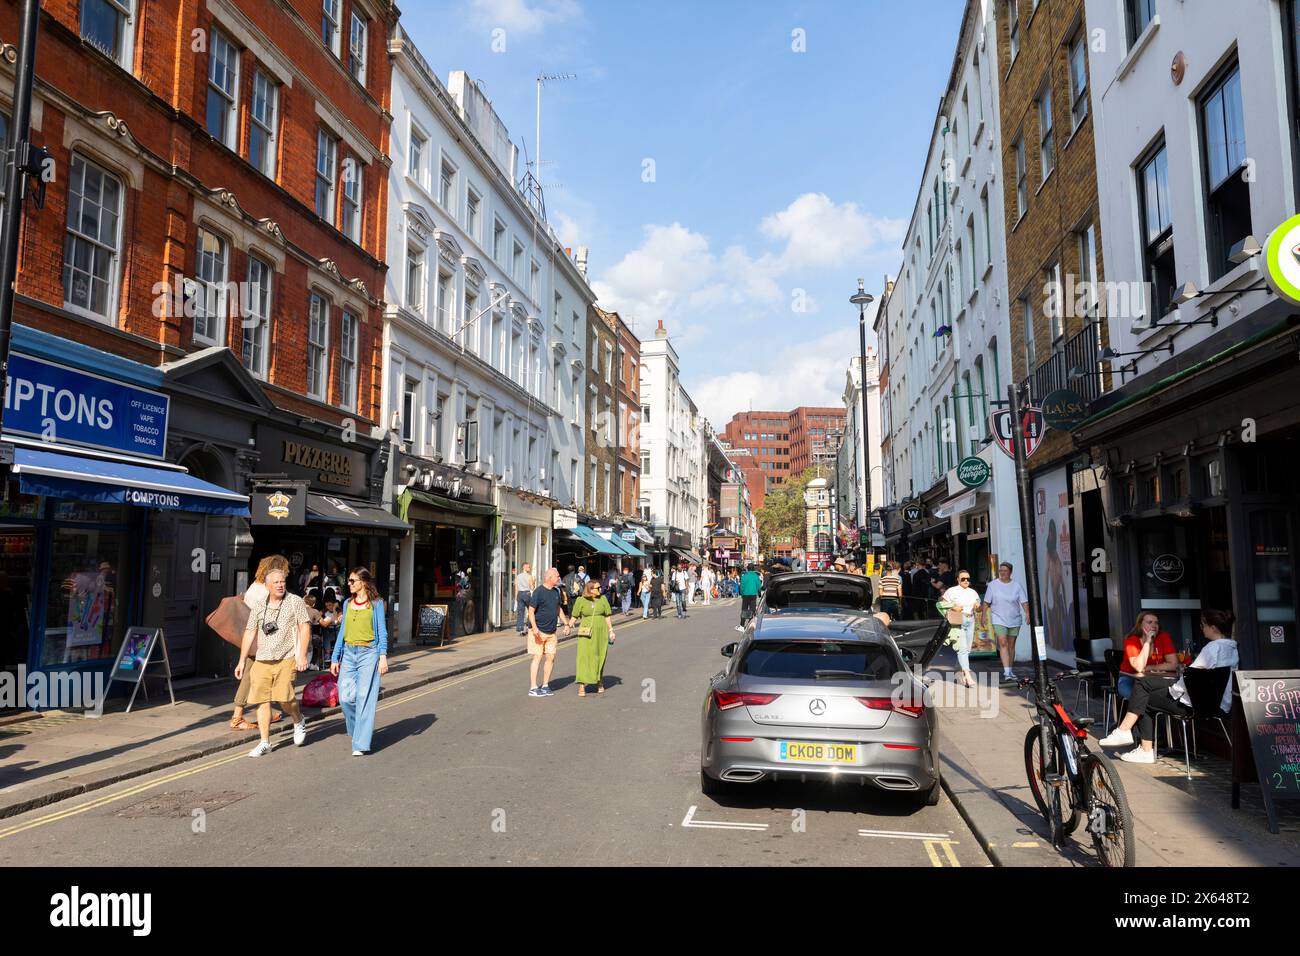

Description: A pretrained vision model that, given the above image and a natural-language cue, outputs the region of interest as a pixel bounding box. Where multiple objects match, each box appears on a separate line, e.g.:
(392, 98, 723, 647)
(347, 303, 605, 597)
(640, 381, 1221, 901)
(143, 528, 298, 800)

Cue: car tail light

(719, 737, 754, 742)
(856, 696, 924, 718)
(883, 743, 920, 750)
(713, 691, 781, 711)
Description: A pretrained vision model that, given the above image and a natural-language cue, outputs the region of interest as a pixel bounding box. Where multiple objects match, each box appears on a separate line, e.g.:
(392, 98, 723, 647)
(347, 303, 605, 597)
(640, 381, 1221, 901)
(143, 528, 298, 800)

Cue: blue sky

(405, 0, 966, 426)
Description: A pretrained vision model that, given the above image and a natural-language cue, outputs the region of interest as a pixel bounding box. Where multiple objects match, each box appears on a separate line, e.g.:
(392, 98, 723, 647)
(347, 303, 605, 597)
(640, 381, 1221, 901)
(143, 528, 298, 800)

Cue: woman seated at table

(1117, 612, 1178, 699)
(1099, 609, 1239, 763)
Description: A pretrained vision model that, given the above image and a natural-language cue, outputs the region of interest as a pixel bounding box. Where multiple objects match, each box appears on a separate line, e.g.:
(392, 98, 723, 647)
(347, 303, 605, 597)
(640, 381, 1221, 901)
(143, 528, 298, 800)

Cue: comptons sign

(282, 439, 353, 488)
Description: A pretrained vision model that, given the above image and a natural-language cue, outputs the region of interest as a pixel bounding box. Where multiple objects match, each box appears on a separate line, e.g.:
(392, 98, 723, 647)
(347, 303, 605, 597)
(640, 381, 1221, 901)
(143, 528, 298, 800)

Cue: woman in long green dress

(572, 579, 615, 697)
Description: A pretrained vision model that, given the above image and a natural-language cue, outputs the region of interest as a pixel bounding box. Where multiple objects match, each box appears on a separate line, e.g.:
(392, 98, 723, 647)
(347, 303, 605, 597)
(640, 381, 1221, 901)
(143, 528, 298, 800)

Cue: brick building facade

(996, 0, 1109, 466)
(0, 0, 401, 680)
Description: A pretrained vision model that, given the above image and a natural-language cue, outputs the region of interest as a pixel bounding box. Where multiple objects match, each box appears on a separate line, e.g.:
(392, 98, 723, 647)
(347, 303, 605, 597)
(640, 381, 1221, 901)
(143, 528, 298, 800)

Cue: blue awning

(610, 535, 647, 559)
(12, 447, 250, 516)
(564, 524, 624, 556)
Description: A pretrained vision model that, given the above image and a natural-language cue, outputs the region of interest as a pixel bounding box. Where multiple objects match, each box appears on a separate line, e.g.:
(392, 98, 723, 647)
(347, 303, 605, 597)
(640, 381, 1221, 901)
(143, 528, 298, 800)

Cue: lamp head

(849, 277, 874, 307)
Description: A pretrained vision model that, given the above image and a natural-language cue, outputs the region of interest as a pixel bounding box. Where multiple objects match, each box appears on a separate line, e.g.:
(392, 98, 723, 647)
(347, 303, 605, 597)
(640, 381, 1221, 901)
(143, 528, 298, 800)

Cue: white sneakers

(249, 719, 306, 756)
(1098, 729, 1134, 747)
(1118, 747, 1155, 764)
(352, 750, 365, 757)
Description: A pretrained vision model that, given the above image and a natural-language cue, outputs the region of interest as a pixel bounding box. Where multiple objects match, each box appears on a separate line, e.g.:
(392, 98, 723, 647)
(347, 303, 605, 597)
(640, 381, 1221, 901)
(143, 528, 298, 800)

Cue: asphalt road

(0, 600, 986, 866)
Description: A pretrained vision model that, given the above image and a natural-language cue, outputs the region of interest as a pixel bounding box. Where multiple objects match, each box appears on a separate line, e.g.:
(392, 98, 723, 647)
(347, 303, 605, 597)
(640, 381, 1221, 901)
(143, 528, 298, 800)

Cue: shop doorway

(1134, 519, 1203, 655)
(148, 512, 205, 677)
(413, 524, 485, 638)
(1244, 505, 1297, 669)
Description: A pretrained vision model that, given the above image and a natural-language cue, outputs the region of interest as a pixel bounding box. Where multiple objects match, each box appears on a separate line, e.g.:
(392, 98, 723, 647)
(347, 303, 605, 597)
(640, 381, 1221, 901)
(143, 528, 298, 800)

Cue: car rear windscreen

(764, 586, 869, 610)
(740, 641, 898, 680)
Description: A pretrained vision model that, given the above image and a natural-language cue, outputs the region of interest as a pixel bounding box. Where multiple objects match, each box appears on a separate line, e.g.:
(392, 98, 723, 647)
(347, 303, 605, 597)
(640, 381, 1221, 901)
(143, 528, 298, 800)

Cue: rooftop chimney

(655, 319, 667, 339)
(576, 246, 589, 278)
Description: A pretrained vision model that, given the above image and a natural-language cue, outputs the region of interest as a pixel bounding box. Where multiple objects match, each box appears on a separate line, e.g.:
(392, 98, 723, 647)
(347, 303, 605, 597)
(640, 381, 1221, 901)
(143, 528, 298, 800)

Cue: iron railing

(1021, 318, 1103, 405)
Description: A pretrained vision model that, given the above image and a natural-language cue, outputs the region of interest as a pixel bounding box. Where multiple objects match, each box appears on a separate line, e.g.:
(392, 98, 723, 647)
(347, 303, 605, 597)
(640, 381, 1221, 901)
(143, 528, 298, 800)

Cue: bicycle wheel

(1023, 726, 1082, 836)
(1082, 753, 1136, 867)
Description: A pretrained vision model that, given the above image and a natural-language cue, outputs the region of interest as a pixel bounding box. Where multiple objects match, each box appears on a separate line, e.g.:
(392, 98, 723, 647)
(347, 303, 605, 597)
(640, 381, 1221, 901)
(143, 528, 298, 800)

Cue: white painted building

(1086, 0, 1290, 372)
(638, 320, 707, 563)
(384, 30, 593, 639)
(837, 350, 882, 529)
(888, 0, 1024, 577)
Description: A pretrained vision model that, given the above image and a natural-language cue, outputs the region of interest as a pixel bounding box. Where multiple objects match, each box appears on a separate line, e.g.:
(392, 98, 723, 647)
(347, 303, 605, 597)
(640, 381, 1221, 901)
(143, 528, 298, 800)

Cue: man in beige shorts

(236, 568, 313, 756)
(525, 567, 572, 697)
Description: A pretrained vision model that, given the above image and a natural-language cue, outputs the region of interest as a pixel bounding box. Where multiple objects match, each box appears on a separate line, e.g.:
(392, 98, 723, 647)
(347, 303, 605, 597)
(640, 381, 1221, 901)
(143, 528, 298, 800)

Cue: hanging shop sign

(902, 503, 924, 524)
(5, 352, 170, 458)
(991, 407, 1045, 460)
(250, 483, 308, 526)
(1041, 388, 1088, 430)
(1264, 213, 1300, 306)
(956, 456, 991, 488)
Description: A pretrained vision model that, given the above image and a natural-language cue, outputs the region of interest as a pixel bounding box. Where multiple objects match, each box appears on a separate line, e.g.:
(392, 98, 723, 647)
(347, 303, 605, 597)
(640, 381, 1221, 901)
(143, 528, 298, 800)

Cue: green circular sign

(1265, 213, 1300, 306)
(956, 456, 990, 488)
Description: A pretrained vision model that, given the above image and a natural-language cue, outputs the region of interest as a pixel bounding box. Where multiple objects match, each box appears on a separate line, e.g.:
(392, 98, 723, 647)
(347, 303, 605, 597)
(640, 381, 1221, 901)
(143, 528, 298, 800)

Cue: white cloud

(760, 193, 906, 272)
(690, 328, 861, 429)
(468, 0, 581, 35)
(552, 210, 582, 249)
(592, 194, 902, 335)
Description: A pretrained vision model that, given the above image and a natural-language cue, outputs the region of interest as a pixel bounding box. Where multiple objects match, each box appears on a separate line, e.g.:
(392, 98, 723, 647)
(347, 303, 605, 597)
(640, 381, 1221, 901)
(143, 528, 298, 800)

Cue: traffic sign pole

(1010, 382, 1052, 823)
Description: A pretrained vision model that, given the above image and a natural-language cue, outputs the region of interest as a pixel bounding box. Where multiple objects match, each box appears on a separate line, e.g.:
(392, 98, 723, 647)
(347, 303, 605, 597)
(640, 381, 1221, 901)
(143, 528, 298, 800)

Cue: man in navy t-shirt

(526, 567, 571, 698)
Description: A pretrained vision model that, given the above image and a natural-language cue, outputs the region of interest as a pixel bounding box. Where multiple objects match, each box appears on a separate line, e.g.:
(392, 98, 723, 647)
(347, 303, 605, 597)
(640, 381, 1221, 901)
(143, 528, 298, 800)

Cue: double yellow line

(923, 839, 962, 867)
(0, 614, 657, 841)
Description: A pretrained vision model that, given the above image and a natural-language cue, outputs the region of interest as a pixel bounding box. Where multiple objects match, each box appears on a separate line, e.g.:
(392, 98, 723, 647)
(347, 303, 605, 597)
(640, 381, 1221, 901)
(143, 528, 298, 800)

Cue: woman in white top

(983, 562, 1030, 682)
(1099, 609, 1240, 763)
(940, 570, 982, 688)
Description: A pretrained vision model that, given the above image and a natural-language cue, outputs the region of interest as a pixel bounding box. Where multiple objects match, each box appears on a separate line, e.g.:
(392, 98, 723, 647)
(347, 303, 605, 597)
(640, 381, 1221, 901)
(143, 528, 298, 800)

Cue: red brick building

(721, 405, 846, 510)
(0, 0, 400, 680)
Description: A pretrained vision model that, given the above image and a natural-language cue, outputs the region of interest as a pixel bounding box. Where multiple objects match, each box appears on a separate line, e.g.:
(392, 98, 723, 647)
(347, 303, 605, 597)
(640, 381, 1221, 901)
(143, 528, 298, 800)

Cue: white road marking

(681, 804, 769, 832)
(858, 828, 953, 841)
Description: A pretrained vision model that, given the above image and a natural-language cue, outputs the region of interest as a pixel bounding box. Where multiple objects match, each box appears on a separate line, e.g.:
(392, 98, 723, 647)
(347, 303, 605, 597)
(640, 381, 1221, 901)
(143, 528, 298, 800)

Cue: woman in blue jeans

(330, 567, 388, 756)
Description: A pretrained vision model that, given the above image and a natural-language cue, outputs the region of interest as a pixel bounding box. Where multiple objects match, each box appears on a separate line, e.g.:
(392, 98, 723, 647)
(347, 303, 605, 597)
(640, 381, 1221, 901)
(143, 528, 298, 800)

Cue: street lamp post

(850, 279, 875, 553)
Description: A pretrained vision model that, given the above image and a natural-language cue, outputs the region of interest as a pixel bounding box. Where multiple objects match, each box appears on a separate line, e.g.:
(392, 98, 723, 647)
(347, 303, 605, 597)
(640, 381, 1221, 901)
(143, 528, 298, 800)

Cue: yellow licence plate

(778, 741, 857, 764)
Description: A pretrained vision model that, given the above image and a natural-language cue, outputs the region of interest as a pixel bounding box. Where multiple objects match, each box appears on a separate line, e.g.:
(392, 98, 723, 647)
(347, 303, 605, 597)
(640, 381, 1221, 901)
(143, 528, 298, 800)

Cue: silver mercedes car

(701, 575, 947, 808)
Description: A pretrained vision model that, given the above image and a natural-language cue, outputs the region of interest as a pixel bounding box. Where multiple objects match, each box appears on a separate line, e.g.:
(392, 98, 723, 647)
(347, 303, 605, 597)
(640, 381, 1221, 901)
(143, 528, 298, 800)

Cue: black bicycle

(1020, 670, 1135, 867)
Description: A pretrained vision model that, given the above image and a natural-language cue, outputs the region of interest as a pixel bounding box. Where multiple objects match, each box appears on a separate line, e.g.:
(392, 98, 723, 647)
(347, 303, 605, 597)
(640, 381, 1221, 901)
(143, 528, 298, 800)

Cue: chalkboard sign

(418, 604, 449, 646)
(1231, 670, 1300, 834)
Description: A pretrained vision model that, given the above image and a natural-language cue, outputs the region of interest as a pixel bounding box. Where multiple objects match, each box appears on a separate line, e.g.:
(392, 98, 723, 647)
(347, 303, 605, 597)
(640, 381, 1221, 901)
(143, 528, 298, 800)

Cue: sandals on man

(230, 718, 258, 731)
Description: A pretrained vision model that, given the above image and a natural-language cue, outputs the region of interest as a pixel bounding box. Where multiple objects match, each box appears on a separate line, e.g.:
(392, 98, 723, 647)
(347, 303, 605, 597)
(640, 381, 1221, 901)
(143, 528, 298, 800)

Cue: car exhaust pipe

(721, 769, 764, 783)
(875, 776, 918, 790)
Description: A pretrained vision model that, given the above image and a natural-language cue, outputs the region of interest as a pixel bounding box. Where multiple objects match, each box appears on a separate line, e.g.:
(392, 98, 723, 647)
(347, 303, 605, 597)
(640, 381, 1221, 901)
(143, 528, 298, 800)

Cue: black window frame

(1136, 137, 1176, 320)
(1198, 57, 1251, 282)
(1126, 0, 1156, 51)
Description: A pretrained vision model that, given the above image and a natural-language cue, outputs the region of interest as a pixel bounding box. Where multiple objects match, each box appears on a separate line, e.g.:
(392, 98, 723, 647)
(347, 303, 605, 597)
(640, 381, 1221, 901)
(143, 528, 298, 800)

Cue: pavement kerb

(0, 615, 661, 821)
(937, 725, 1010, 868)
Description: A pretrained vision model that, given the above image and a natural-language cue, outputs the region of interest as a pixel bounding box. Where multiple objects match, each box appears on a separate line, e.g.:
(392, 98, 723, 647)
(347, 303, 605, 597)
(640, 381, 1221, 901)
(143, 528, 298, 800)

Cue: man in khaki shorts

(236, 568, 312, 756)
(525, 567, 571, 697)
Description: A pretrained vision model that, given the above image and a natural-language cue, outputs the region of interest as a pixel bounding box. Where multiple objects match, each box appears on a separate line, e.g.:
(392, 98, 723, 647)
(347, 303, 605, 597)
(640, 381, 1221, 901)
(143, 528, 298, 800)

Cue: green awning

(399, 488, 498, 522)
(610, 535, 647, 558)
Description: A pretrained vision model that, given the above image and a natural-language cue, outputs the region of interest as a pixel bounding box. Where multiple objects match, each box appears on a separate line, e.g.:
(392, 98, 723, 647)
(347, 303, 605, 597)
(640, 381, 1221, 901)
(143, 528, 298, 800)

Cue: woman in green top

(572, 579, 615, 697)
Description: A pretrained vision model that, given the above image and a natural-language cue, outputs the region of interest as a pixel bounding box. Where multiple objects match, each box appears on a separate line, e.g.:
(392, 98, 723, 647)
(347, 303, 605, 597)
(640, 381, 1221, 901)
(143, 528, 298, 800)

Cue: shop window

(1200, 61, 1251, 281)
(1144, 473, 1161, 507)
(1166, 466, 1186, 501)
(1204, 458, 1223, 497)
(43, 516, 133, 668)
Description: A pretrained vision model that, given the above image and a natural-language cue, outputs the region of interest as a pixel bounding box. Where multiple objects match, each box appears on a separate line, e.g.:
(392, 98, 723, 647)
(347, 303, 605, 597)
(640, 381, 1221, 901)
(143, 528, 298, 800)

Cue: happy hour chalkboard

(1231, 670, 1300, 833)
(418, 604, 449, 646)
